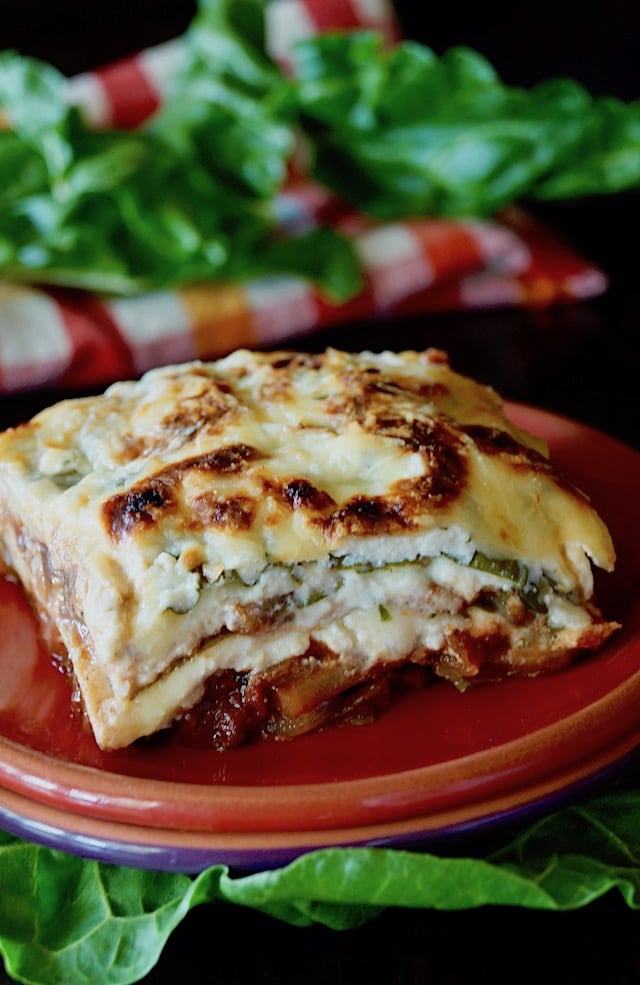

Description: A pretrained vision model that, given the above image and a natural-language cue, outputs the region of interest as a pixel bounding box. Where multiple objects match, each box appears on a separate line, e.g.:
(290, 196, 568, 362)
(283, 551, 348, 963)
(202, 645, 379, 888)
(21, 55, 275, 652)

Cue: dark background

(1, 5, 640, 983)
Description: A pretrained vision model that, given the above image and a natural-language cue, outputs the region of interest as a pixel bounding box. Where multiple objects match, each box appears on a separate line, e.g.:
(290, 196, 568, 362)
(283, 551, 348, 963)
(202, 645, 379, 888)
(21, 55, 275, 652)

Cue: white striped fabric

(0, 286, 73, 391)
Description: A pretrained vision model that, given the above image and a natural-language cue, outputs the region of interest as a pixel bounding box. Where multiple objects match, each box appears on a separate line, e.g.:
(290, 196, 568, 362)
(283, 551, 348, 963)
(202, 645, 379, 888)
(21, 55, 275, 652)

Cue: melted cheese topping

(0, 348, 617, 748)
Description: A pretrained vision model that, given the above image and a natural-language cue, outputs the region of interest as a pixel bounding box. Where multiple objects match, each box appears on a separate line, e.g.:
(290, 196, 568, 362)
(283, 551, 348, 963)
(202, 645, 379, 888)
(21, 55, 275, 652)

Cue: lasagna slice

(0, 348, 619, 750)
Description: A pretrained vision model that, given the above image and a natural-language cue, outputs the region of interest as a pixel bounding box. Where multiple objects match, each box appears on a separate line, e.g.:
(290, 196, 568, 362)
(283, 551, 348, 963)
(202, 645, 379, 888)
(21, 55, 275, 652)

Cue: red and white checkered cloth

(0, 0, 607, 394)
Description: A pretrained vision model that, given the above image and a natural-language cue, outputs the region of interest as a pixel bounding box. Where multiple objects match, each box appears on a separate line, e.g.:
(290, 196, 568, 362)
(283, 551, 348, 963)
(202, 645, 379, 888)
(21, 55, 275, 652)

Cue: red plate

(0, 403, 638, 870)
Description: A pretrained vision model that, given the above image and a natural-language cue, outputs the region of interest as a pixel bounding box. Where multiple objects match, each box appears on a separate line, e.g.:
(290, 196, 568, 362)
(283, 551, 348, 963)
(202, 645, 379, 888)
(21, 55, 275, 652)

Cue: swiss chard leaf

(0, 832, 196, 985)
(290, 33, 640, 217)
(155, 0, 293, 201)
(0, 50, 72, 177)
(0, 24, 359, 301)
(2, 3, 640, 301)
(2, 786, 640, 984)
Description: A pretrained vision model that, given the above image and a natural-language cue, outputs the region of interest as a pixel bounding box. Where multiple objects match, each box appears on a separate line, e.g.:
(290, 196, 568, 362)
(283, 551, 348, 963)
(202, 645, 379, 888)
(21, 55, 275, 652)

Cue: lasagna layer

(0, 348, 619, 750)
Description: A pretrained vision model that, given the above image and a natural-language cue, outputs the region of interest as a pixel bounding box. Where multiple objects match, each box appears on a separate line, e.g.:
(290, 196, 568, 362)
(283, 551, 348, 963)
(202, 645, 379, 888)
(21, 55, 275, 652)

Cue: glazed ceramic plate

(0, 403, 639, 872)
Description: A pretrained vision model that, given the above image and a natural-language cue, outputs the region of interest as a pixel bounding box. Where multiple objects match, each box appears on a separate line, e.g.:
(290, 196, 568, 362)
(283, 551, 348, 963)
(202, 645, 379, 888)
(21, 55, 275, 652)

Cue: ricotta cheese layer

(0, 348, 619, 749)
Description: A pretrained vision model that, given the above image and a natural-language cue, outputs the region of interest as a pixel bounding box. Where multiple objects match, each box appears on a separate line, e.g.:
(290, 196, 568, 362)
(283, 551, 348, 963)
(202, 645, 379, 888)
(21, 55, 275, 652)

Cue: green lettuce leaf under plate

(1, 783, 640, 985)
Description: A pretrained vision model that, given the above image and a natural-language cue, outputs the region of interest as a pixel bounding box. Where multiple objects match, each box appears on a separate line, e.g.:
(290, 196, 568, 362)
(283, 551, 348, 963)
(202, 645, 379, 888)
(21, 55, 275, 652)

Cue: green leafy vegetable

(1, 0, 640, 299)
(468, 550, 528, 588)
(0, 10, 359, 300)
(2, 785, 640, 984)
(290, 31, 640, 218)
(378, 603, 392, 621)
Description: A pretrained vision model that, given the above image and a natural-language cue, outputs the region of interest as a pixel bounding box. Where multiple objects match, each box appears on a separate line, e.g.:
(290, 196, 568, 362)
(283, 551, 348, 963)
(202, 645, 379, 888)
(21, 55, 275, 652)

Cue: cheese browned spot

(281, 479, 336, 512)
(102, 443, 262, 541)
(189, 494, 256, 531)
(0, 347, 620, 751)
